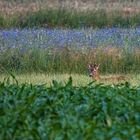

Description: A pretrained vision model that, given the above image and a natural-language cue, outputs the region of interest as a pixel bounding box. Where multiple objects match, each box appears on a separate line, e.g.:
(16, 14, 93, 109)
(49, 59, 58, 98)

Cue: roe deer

(88, 64, 126, 82)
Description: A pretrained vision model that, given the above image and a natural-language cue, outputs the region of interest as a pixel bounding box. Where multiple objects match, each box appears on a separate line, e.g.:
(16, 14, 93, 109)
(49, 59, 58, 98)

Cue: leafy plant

(0, 77, 140, 139)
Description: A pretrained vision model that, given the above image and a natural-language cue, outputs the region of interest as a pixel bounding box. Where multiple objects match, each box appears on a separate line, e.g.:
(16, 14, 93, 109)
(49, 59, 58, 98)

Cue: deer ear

(88, 64, 93, 68)
(88, 64, 91, 69)
(96, 64, 100, 69)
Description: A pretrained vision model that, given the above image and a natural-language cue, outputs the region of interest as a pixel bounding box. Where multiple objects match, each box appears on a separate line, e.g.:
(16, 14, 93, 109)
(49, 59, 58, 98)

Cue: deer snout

(89, 73, 93, 77)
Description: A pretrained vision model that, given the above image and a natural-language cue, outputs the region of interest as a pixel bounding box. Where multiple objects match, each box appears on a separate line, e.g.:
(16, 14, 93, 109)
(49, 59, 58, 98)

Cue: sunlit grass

(0, 73, 91, 86)
(0, 73, 140, 86)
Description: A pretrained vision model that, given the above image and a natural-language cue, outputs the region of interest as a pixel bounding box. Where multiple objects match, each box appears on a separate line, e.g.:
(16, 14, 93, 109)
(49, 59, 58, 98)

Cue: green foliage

(0, 77, 140, 139)
(0, 14, 5, 27)
(1, 9, 140, 28)
(1, 47, 140, 74)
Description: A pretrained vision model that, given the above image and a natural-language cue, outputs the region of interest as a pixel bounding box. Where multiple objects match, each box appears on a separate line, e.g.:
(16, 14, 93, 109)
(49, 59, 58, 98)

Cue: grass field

(1, 0, 140, 15)
(0, 73, 140, 86)
(1, 28, 140, 74)
(0, 0, 140, 28)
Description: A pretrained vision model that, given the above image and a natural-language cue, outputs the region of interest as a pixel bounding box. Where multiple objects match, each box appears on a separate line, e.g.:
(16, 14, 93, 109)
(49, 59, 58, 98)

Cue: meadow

(1, 0, 140, 28)
(0, 0, 140, 139)
(1, 28, 140, 74)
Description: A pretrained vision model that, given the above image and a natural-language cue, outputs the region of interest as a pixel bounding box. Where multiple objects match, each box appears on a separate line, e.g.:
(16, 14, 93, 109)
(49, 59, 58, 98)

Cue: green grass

(0, 73, 140, 86)
(1, 47, 140, 74)
(0, 76, 140, 139)
(1, 9, 140, 28)
(13, 10, 140, 28)
(1, 0, 140, 29)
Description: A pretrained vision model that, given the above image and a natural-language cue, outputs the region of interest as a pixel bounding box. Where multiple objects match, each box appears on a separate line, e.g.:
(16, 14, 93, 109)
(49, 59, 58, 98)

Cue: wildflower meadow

(0, 0, 140, 140)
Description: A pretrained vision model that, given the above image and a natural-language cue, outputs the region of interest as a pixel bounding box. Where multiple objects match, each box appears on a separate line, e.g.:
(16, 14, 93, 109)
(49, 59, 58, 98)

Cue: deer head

(88, 63, 100, 80)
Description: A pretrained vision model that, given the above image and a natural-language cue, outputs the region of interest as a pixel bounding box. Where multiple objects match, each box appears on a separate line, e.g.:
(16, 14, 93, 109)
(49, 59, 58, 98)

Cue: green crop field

(0, 77, 140, 140)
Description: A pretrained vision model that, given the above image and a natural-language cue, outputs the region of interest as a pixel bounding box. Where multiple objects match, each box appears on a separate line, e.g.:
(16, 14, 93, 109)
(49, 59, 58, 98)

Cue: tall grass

(1, 9, 140, 28)
(1, 0, 140, 29)
(1, 47, 140, 74)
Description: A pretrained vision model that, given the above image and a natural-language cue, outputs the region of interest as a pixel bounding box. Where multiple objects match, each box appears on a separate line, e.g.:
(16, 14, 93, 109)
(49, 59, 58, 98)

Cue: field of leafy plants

(0, 77, 140, 140)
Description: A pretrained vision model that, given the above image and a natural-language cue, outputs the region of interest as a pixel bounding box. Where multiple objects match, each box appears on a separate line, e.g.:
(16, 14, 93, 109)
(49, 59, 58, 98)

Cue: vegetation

(1, 47, 140, 74)
(0, 0, 140, 28)
(0, 77, 140, 139)
(1, 9, 140, 28)
(0, 73, 140, 86)
(0, 0, 140, 139)
(1, 27, 140, 74)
